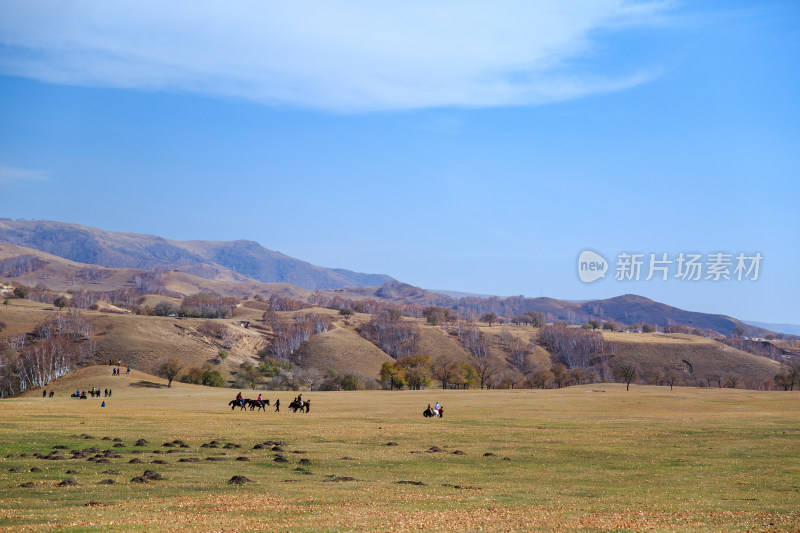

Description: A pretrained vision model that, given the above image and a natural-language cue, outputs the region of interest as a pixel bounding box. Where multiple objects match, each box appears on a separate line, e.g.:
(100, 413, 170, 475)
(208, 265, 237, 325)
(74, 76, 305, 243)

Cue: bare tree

(155, 358, 183, 388)
(479, 312, 498, 327)
(725, 373, 741, 388)
(338, 308, 354, 325)
(551, 364, 569, 388)
(432, 355, 466, 390)
(614, 362, 639, 391)
(528, 369, 551, 389)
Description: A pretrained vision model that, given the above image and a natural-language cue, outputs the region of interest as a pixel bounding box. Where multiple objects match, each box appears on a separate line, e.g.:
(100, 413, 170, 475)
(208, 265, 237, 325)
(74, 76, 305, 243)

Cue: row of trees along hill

(0, 309, 96, 397)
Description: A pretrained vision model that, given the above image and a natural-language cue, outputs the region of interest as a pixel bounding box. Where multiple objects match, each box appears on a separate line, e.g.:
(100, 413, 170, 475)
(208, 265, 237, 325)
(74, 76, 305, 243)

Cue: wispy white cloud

(0, 164, 48, 184)
(0, 1, 670, 111)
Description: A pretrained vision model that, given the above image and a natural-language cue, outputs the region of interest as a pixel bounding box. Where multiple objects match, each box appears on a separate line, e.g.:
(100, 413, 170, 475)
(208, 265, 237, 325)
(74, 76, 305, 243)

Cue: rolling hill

(0, 219, 395, 290)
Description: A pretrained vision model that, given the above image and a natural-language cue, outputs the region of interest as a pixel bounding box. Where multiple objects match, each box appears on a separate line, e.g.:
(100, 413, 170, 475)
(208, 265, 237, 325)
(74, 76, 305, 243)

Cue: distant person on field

(257, 393, 263, 407)
(101, 401, 106, 407)
(126, 366, 131, 374)
(274, 399, 280, 412)
(43, 389, 47, 398)
(305, 399, 311, 414)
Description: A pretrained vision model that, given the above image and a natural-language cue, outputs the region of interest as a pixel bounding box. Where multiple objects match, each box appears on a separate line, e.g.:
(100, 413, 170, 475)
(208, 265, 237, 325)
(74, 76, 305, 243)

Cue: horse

(288, 399, 305, 413)
(228, 399, 249, 411)
(246, 399, 268, 412)
(423, 408, 441, 418)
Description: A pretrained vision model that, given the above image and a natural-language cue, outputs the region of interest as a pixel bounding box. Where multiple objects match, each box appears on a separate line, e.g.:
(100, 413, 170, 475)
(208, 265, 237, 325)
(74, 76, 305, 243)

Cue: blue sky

(0, 1, 798, 324)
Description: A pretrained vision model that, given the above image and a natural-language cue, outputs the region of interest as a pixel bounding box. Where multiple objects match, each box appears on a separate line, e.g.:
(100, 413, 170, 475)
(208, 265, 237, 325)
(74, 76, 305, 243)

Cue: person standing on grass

(305, 399, 311, 414)
(274, 399, 280, 412)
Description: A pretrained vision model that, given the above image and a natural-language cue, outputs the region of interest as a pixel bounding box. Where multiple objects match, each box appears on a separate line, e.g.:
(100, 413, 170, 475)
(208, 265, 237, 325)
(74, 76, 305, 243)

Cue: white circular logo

(577, 249, 608, 283)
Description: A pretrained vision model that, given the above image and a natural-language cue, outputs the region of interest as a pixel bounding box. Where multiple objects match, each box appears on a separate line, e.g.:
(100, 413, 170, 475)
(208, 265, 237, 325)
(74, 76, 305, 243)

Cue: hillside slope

(292, 327, 395, 378)
(0, 220, 394, 290)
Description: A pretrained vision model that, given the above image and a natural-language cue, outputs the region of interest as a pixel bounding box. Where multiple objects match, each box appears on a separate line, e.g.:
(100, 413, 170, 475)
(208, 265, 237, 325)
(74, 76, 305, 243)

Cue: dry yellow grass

(2, 367, 799, 531)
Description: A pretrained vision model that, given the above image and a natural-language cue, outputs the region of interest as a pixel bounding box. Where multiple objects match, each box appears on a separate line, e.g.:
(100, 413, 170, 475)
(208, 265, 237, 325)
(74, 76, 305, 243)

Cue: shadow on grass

(130, 380, 167, 389)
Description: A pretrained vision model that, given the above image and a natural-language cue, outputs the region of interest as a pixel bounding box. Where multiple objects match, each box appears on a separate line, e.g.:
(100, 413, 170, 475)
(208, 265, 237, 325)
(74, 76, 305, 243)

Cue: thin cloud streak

(0, 1, 670, 111)
(0, 164, 48, 184)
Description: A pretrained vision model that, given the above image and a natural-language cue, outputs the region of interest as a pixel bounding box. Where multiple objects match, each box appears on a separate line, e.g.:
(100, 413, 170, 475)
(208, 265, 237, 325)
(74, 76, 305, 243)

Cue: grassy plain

(1, 368, 799, 532)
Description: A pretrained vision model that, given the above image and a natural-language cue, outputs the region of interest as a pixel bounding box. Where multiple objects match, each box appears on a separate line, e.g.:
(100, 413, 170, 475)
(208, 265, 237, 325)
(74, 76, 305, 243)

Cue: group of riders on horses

(231, 392, 310, 413)
(423, 401, 444, 418)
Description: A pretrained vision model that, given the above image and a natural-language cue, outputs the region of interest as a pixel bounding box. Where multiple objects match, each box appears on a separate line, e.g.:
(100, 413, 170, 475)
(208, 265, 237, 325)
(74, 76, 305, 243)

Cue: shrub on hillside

(12, 285, 31, 299)
(180, 292, 237, 318)
(181, 365, 225, 387)
(154, 301, 178, 316)
(317, 372, 379, 391)
(267, 295, 309, 312)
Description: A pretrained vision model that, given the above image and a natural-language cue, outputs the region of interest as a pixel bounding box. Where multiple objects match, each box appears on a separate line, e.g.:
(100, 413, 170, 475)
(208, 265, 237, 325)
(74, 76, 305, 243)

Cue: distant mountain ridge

(0, 219, 786, 339)
(744, 321, 800, 336)
(0, 220, 394, 290)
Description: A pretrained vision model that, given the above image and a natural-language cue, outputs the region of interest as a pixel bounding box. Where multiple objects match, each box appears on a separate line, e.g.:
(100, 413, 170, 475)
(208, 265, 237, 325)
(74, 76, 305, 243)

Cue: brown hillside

(0, 299, 264, 381)
(0, 241, 316, 300)
(19, 365, 208, 398)
(292, 327, 394, 378)
(415, 325, 471, 361)
(0, 219, 394, 289)
(603, 332, 782, 385)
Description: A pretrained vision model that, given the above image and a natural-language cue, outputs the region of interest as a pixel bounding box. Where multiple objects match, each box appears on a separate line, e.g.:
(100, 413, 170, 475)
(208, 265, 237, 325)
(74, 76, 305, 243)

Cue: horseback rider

(236, 391, 244, 407)
(257, 393, 263, 407)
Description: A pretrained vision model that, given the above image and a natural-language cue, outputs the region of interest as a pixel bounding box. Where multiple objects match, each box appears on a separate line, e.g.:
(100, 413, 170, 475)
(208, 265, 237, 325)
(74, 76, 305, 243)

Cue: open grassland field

(2, 372, 799, 532)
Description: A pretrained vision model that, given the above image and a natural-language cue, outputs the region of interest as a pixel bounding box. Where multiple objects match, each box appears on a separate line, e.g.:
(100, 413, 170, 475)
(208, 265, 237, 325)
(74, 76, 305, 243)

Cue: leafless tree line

(539, 325, 605, 369)
(0, 255, 46, 277)
(359, 310, 419, 359)
(0, 311, 96, 398)
(262, 313, 332, 361)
